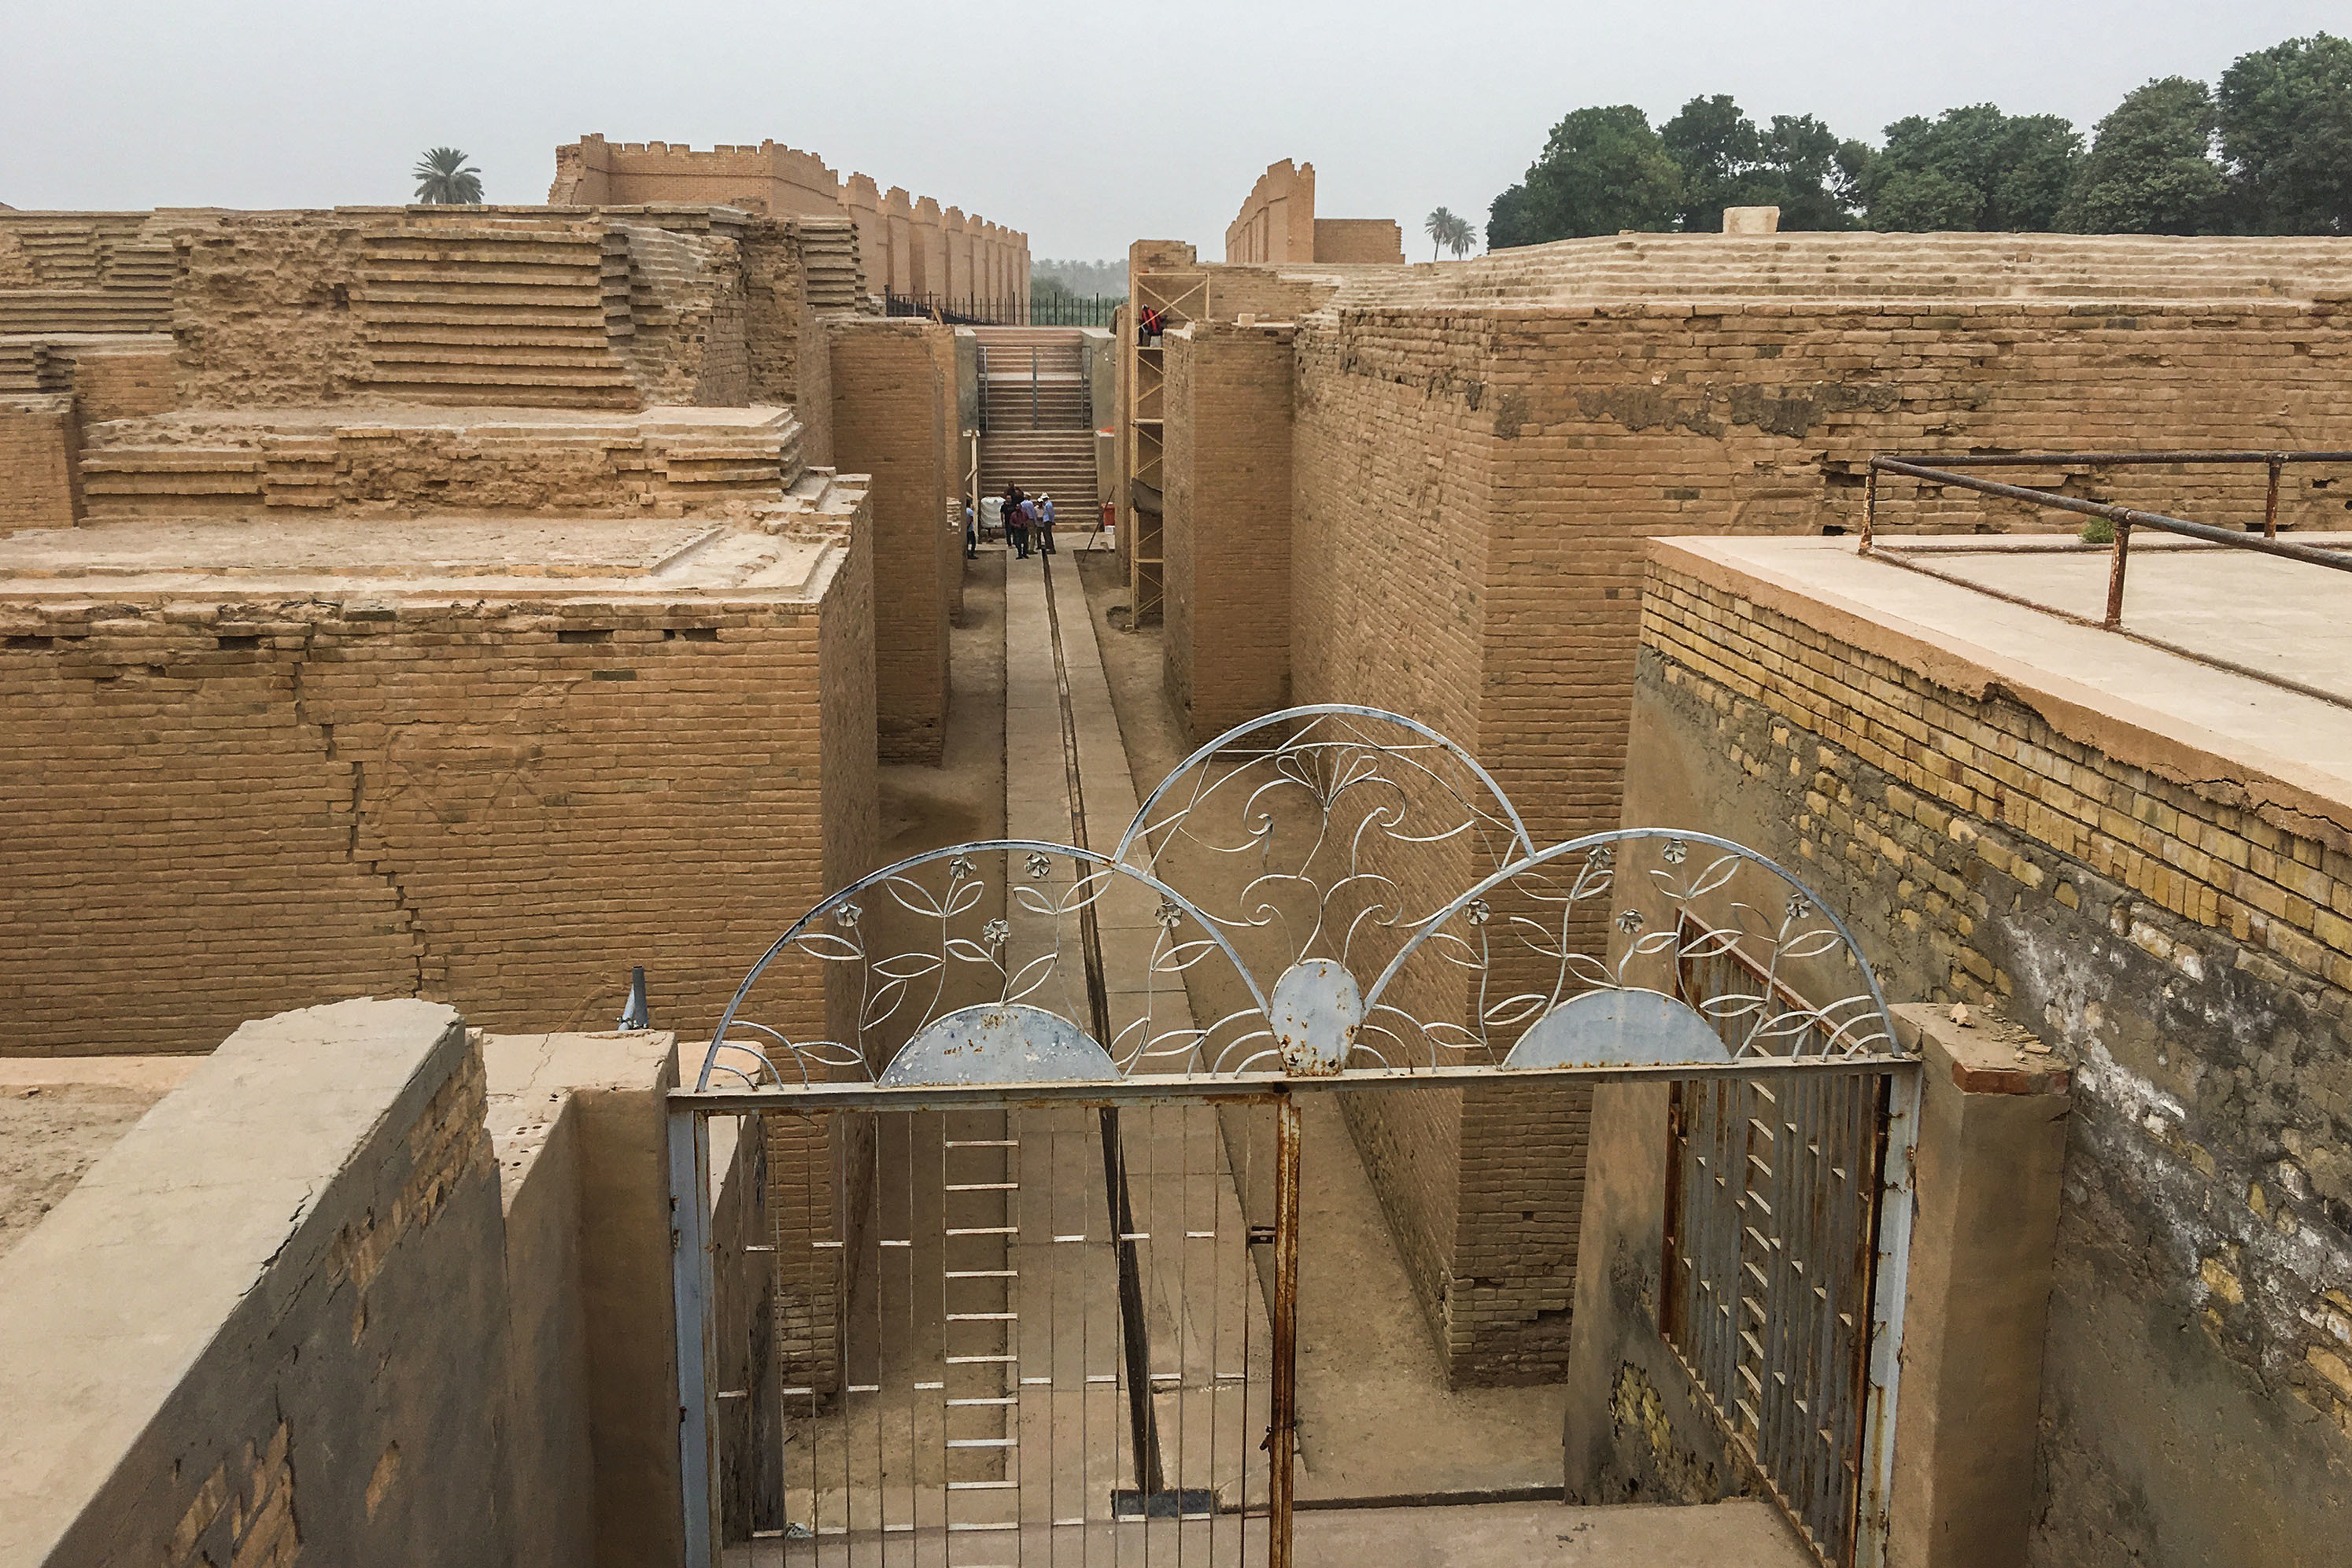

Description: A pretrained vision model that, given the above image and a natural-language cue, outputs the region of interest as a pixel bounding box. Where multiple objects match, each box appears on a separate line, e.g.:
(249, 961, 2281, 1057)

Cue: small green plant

(2079, 518, 2115, 545)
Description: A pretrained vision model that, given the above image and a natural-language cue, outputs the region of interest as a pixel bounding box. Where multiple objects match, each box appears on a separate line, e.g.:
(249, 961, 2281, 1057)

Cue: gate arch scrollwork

(698, 839, 1279, 1090)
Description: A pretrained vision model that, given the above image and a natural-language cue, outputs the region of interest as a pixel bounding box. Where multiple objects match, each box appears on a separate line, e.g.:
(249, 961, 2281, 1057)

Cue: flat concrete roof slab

(1874, 536, 2352, 706)
(1650, 535, 2352, 836)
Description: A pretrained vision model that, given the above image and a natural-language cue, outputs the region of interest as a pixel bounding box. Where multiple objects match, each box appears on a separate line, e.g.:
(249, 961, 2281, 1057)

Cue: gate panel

(1665, 940, 1900, 1566)
(720, 1099, 1275, 1564)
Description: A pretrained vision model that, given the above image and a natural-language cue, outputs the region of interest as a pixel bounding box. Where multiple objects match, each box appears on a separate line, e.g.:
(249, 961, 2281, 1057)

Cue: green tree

(1661, 94, 1763, 231)
(1656, 97, 1866, 231)
(2218, 33, 2352, 234)
(1486, 105, 1683, 248)
(1761, 115, 1872, 231)
(412, 147, 484, 205)
(1863, 105, 2082, 231)
(2058, 77, 2226, 234)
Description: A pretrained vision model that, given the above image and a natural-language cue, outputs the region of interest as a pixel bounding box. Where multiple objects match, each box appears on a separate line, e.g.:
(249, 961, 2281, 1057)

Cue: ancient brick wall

(1312, 219, 1404, 264)
(1225, 161, 1316, 264)
(1162, 323, 1293, 741)
(0, 395, 82, 528)
(830, 317, 955, 763)
(1637, 544, 2352, 1566)
(74, 411, 804, 522)
(0, 557, 872, 1056)
(551, 135, 845, 217)
(173, 216, 371, 406)
(1265, 245, 2352, 1384)
(6, 1002, 514, 1568)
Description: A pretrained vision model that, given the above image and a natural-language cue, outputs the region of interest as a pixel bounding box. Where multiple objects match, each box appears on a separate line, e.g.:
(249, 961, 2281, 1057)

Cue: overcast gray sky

(4, 2, 2343, 261)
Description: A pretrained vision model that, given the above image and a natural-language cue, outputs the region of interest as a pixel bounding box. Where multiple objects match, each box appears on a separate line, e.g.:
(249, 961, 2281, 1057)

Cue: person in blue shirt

(1037, 493, 1057, 555)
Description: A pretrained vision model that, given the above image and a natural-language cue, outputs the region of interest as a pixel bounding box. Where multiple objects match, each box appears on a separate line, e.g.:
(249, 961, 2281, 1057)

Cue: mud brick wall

(1162, 323, 1293, 741)
(1, 395, 83, 528)
(76, 416, 804, 522)
(1268, 276, 2352, 1386)
(741, 220, 823, 445)
(173, 217, 370, 406)
(1465, 297, 2352, 850)
(830, 317, 955, 762)
(1636, 546, 2352, 1566)
(1312, 220, 1404, 264)
(0, 566, 875, 1057)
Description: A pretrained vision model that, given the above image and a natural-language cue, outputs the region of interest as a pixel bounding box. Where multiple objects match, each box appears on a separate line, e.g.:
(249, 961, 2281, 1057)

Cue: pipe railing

(1862, 451, 2352, 628)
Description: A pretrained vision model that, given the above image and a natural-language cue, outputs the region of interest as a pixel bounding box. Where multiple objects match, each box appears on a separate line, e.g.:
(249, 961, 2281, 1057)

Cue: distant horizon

(3, 2, 2343, 259)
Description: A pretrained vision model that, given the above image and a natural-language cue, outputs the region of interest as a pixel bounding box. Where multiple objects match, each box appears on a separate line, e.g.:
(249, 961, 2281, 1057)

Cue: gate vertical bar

(1855, 1062, 1922, 1568)
(1267, 1096, 1302, 1568)
(669, 1106, 719, 1568)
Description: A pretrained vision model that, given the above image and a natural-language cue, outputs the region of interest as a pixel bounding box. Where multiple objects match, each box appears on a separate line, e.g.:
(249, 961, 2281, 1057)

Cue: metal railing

(1862, 450, 2352, 628)
(883, 292, 1124, 327)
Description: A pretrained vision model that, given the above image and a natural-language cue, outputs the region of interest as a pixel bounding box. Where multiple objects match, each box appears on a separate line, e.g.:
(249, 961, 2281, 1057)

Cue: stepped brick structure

(1123, 228, 2352, 1392)
(0, 198, 989, 1053)
(553, 135, 1030, 316)
(1224, 160, 1403, 265)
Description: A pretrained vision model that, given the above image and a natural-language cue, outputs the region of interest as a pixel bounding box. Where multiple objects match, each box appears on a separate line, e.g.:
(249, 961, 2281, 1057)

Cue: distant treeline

(1033, 257, 1128, 297)
(1488, 32, 2352, 245)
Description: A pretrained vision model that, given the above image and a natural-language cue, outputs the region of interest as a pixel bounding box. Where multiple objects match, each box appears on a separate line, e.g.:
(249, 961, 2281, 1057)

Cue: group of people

(965, 485, 1054, 560)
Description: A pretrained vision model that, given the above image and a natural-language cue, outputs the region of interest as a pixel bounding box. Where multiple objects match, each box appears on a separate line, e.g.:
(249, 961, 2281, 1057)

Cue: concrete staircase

(974, 327, 1097, 511)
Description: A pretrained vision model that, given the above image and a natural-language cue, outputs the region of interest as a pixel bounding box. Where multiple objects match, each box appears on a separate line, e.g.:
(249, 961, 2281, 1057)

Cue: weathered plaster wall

(1634, 540, 2352, 1566)
(0, 999, 509, 1568)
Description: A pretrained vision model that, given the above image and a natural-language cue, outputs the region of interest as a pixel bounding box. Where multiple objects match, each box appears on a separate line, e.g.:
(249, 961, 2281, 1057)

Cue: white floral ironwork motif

(696, 718, 1903, 1090)
(1357, 828, 1897, 1070)
(700, 842, 1278, 1089)
(1112, 706, 1537, 976)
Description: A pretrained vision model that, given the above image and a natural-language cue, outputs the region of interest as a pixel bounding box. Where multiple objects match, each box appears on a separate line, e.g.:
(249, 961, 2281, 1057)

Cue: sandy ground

(0, 1058, 199, 1262)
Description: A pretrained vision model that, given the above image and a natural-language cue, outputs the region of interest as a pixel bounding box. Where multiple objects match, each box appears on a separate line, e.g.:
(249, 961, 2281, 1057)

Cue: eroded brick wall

(830, 318, 954, 762)
(1, 396, 83, 528)
(0, 573, 871, 1055)
(1638, 549, 2352, 1566)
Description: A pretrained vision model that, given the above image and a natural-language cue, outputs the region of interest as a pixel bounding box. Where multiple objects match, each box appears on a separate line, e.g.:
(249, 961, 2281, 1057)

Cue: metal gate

(667, 710, 1921, 1568)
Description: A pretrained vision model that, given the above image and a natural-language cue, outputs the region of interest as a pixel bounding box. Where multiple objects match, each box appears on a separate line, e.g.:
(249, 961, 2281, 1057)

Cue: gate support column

(1269, 1094, 1302, 1568)
(669, 1107, 718, 1568)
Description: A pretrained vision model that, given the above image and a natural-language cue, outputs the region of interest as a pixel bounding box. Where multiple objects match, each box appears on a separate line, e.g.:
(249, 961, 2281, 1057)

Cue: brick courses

(0, 500, 877, 1057)
(1160, 230, 2352, 1382)
(1634, 537, 2352, 1560)
(829, 317, 957, 762)
(1163, 322, 1294, 739)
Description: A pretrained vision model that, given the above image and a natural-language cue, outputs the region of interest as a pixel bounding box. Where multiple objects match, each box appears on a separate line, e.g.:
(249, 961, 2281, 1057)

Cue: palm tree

(1424, 206, 1458, 261)
(1423, 206, 1480, 260)
(412, 148, 484, 205)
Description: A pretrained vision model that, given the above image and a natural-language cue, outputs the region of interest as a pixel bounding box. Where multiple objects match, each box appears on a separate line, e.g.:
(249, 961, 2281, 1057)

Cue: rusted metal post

(2103, 519, 2132, 628)
(2264, 456, 2283, 539)
(1861, 465, 1878, 553)
(1268, 1094, 1303, 1568)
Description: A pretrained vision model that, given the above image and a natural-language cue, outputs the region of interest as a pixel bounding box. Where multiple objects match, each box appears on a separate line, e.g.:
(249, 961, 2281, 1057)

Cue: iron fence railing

(881, 292, 1124, 327)
(1863, 450, 2352, 627)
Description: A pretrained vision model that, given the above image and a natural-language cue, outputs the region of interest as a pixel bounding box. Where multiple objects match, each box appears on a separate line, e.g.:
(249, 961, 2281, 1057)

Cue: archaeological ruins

(2, 128, 2347, 1568)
